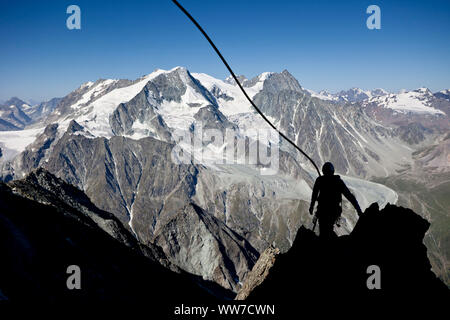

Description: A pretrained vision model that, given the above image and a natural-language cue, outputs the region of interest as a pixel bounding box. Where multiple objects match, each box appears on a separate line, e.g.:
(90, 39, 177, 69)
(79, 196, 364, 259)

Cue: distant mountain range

(307, 86, 450, 109)
(306, 87, 387, 102)
(0, 97, 62, 130)
(0, 67, 448, 290)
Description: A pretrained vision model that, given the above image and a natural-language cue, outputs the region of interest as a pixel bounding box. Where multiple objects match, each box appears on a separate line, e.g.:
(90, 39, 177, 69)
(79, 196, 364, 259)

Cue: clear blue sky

(0, 0, 449, 102)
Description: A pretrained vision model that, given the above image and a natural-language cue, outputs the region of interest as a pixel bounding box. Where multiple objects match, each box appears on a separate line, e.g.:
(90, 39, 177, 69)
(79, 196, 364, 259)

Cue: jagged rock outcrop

(242, 203, 449, 311)
(235, 246, 279, 300)
(193, 105, 237, 132)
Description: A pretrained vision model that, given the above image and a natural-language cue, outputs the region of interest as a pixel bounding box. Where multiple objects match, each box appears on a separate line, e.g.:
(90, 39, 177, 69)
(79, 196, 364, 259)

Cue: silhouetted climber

(309, 162, 363, 238)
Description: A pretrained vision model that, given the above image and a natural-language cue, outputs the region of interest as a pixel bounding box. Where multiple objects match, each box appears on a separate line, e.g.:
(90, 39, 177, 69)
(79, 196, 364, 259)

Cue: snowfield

(192, 72, 269, 117)
(0, 128, 44, 161)
(64, 69, 171, 137)
(366, 88, 445, 115)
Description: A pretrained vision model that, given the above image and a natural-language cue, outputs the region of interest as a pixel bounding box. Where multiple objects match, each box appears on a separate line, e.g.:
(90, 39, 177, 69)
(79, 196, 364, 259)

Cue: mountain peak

(2, 97, 28, 108)
(434, 89, 450, 101)
(280, 69, 292, 77)
(305, 87, 389, 103)
(258, 70, 303, 93)
(224, 74, 249, 86)
(364, 87, 445, 115)
(371, 88, 389, 96)
(414, 87, 432, 95)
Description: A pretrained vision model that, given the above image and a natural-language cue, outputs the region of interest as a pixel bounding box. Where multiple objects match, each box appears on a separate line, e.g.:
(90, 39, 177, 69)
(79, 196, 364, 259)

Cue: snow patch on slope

(366, 88, 445, 115)
(0, 128, 44, 161)
(60, 68, 177, 137)
(306, 89, 337, 101)
(342, 175, 398, 211)
(192, 72, 268, 117)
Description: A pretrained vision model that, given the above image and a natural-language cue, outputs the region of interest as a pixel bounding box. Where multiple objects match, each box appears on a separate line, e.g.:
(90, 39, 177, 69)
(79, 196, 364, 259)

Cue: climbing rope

(172, 0, 322, 177)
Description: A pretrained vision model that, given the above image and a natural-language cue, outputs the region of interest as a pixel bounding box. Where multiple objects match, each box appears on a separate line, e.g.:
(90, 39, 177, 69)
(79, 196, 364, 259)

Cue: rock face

(235, 246, 279, 300)
(413, 132, 450, 173)
(109, 84, 172, 141)
(434, 89, 450, 100)
(252, 70, 411, 178)
(43, 132, 199, 233)
(0, 170, 227, 304)
(394, 122, 433, 145)
(242, 203, 449, 311)
(153, 203, 259, 292)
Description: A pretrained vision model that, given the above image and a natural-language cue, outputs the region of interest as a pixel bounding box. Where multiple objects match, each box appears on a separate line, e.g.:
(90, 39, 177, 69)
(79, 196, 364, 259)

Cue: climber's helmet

(322, 162, 335, 176)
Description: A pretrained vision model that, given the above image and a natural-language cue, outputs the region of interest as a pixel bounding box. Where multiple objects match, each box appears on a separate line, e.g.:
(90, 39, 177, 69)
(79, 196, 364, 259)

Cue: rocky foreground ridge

(238, 203, 449, 312)
(1, 169, 448, 315)
(0, 169, 231, 304)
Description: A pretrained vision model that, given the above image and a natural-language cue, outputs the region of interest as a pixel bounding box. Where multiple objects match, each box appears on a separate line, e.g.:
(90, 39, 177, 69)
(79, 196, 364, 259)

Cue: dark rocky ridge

(0, 169, 233, 305)
(8, 168, 169, 265)
(241, 203, 449, 313)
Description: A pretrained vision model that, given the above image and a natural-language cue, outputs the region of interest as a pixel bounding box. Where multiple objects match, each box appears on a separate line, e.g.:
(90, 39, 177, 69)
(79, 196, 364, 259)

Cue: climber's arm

(341, 180, 363, 216)
(309, 178, 320, 215)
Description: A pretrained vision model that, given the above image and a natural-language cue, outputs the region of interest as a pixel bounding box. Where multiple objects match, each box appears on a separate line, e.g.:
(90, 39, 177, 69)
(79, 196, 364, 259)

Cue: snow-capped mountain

(434, 89, 450, 101)
(0, 67, 316, 291)
(0, 97, 32, 130)
(0, 97, 30, 109)
(335, 87, 388, 102)
(25, 97, 62, 121)
(0, 67, 448, 290)
(363, 87, 445, 115)
(307, 86, 448, 116)
(361, 87, 449, 139)
(0, 96, 64, 131)
(305, 89, 337, 101)
(0, 68, 419, 178)
(306, 87, 389, 103)
(306, 86, 449, 143)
